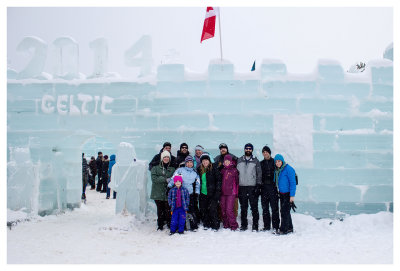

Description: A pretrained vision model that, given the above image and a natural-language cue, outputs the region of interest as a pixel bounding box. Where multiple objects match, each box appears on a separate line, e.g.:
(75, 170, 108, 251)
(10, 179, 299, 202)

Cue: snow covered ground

(7, 189, 393, 264)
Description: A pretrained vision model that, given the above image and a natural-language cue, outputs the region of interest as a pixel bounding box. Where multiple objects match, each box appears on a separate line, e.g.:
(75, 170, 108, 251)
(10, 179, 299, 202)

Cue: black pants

(96, 172, 102, 191)
(238, 186, 259, 228)
(261, 184, 280, 230)
(199, 194, 219, 230)
(188, 194, 199, 229)
(154, 200, 171, 228)
(279, 192, 293, 233)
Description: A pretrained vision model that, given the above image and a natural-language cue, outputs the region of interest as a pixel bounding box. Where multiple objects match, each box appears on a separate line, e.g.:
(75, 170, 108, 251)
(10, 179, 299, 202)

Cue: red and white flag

(200, 7, 219, 43)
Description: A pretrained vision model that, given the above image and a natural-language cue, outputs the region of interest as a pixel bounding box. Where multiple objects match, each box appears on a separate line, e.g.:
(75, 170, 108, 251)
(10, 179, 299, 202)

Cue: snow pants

(199, 194, 220, 230)
(170, 207, 186, 233)
(155, 200, 171, 228)
(261, 184, 280, 230)
(279, 192, 293, 233)
(220, 195, 239, 230)
(238, 186, 259, 228)
(188, 193, 199, 230)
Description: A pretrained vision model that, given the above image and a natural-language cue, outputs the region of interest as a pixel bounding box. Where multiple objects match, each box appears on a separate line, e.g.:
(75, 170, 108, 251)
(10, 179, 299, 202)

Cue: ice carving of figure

(7, 148, 39, 213)
(108, 142, 148, 217)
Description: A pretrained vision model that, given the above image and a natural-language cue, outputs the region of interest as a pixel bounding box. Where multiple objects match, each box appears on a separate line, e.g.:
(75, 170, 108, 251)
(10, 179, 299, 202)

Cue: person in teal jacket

(106, 154, 116, 199)
(274, 154, 296, 235)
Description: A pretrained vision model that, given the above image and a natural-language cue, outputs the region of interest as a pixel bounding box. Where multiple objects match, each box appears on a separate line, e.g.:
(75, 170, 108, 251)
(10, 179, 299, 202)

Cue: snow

(7, 189, 393, 264)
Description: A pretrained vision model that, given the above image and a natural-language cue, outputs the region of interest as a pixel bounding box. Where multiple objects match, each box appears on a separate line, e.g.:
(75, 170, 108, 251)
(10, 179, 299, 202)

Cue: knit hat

(224, 154, 233, 163)
(195, 145, 204, 151)
(274, 154, 285, 163)
(185, 155, 193, 163)
(104, 155, 108, 159)
(244, 143, 254, 150)
(173, 175, 183, 184)
(219, 143, 228, 150)
(262, 145, 271, 155)
(91, 156, 95, 160)
(200, 153, 211, 163)
(180, 142, 188, 149)
(163, 142, 171, 148)
(161, 150, 171, 160)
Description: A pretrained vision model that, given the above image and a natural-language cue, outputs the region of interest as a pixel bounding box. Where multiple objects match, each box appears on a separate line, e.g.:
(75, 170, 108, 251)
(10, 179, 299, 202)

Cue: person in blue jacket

(274, 154, 296, 235)
(106, 154, 116, 199)
(168, 155, 200, 230)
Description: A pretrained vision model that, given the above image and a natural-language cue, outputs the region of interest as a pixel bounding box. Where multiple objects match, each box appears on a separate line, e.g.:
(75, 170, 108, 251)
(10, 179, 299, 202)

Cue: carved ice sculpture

(7, 148, 39, 213)
(108, 142, 148, 217)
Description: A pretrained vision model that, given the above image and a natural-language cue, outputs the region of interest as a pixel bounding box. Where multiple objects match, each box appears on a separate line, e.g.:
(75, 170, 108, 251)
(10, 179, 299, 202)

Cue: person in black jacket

(100, 155, 109, 193)
(148, 142, 177, 170)
(175, 143, 190, 168)
(198, 153, 222, 231)
(81, 153, 89, 200)
(260, 145, 280, 233)
(214, 143, 238, 168)
(88, 156, 97, 190)
(96, 152, 103, 192)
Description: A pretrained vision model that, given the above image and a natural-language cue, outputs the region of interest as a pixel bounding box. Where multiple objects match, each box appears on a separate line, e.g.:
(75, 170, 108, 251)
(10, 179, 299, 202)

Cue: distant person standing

(274, 154, 296, 235)
(150, 151, 175, 231)
(175, 143, 190, 168)
(81, 153, 89, 201)
(260, 146, 280, 233)
(148, 142, 177, 170)
(106, 154, 116, 199)
(100, 155, 109, 193)
(88, 156, 97, 190)
(236, 143, 262, 232)
(96, 152, 103, 192)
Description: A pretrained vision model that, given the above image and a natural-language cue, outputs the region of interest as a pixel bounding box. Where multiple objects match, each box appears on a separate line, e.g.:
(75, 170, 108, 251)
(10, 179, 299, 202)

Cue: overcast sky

(7, 6, 393, 77)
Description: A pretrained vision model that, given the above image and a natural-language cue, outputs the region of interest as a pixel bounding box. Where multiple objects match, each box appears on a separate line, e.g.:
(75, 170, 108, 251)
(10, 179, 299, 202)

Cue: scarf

(176, 187, 182, 208)
(274, 163, 286, 192)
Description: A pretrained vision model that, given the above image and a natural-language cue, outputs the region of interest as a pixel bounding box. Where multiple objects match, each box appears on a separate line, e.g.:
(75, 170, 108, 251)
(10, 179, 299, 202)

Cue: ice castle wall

(7, 56, 393, 218)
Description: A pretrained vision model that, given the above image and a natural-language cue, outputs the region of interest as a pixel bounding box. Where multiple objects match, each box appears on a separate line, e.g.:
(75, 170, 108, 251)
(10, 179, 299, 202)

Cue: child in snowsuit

(168, 175, 190, 235)
(220, 154, 239, 231)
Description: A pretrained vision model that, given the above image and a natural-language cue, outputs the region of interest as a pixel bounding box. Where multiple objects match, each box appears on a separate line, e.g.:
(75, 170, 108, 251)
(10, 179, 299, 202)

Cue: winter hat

(98, 151, 102, 155)
(173, 175, 183, 184)
(200, 153, 211, 163)
(104, 155, 108, 160)
(262, 145, 271, 155)
(224, 154, 233, 163)
(163, 142, 171, 148)
(219, 143, 228, 150)
(274, 154, 285, 163)
(244, 143, 254, 150)
(91, 156, 95, 160)
(161, 150, 171, 160)
(195, 145, 204, 151)
(185, 155, 193, 163)
(180, 142, 188, 149)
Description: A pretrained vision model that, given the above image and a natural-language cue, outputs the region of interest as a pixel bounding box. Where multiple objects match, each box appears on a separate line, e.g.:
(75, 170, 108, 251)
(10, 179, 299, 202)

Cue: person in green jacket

(150, 150, 175, 231)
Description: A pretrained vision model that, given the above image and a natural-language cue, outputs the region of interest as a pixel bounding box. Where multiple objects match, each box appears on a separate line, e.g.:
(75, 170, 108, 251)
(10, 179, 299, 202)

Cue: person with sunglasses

(236, 143, 262, 232)
(175, 143, 190, 168)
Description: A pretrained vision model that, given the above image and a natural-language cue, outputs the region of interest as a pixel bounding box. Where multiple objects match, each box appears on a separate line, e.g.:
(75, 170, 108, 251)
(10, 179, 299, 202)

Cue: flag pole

(218, 9, 223, 62)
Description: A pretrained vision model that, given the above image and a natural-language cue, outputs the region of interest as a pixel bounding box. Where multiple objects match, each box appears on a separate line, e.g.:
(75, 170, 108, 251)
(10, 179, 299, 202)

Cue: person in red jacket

(220, 154, 239, 231)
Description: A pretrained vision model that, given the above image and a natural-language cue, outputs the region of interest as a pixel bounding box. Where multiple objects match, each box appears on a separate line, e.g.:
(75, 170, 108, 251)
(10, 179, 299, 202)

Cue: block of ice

(311, 185, 362, 202)
(260, 59, 287, 79)
(157, 64, 185, 82)
(317, 59, 344, 83)
(124, 35, 153, 77)
(208, 59, 234, 80)
(16, 36, 47, 80)
(383, 42, 393, 61)
(368, 59, 393, 85)
(7, 148, 39, 213)
(108, 142, 148, 217)
(52, 37, 80, 79)
(88, 38, 108, 78)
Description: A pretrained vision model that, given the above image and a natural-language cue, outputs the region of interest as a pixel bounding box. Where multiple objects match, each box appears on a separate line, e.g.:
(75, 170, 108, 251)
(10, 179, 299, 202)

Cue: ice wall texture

(7, 56, 393, 218)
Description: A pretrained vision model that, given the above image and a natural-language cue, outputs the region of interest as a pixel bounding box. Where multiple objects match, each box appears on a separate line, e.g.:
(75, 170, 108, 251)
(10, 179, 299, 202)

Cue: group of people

(81, 151, 116, 200)
(149, 142, 297, 236)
